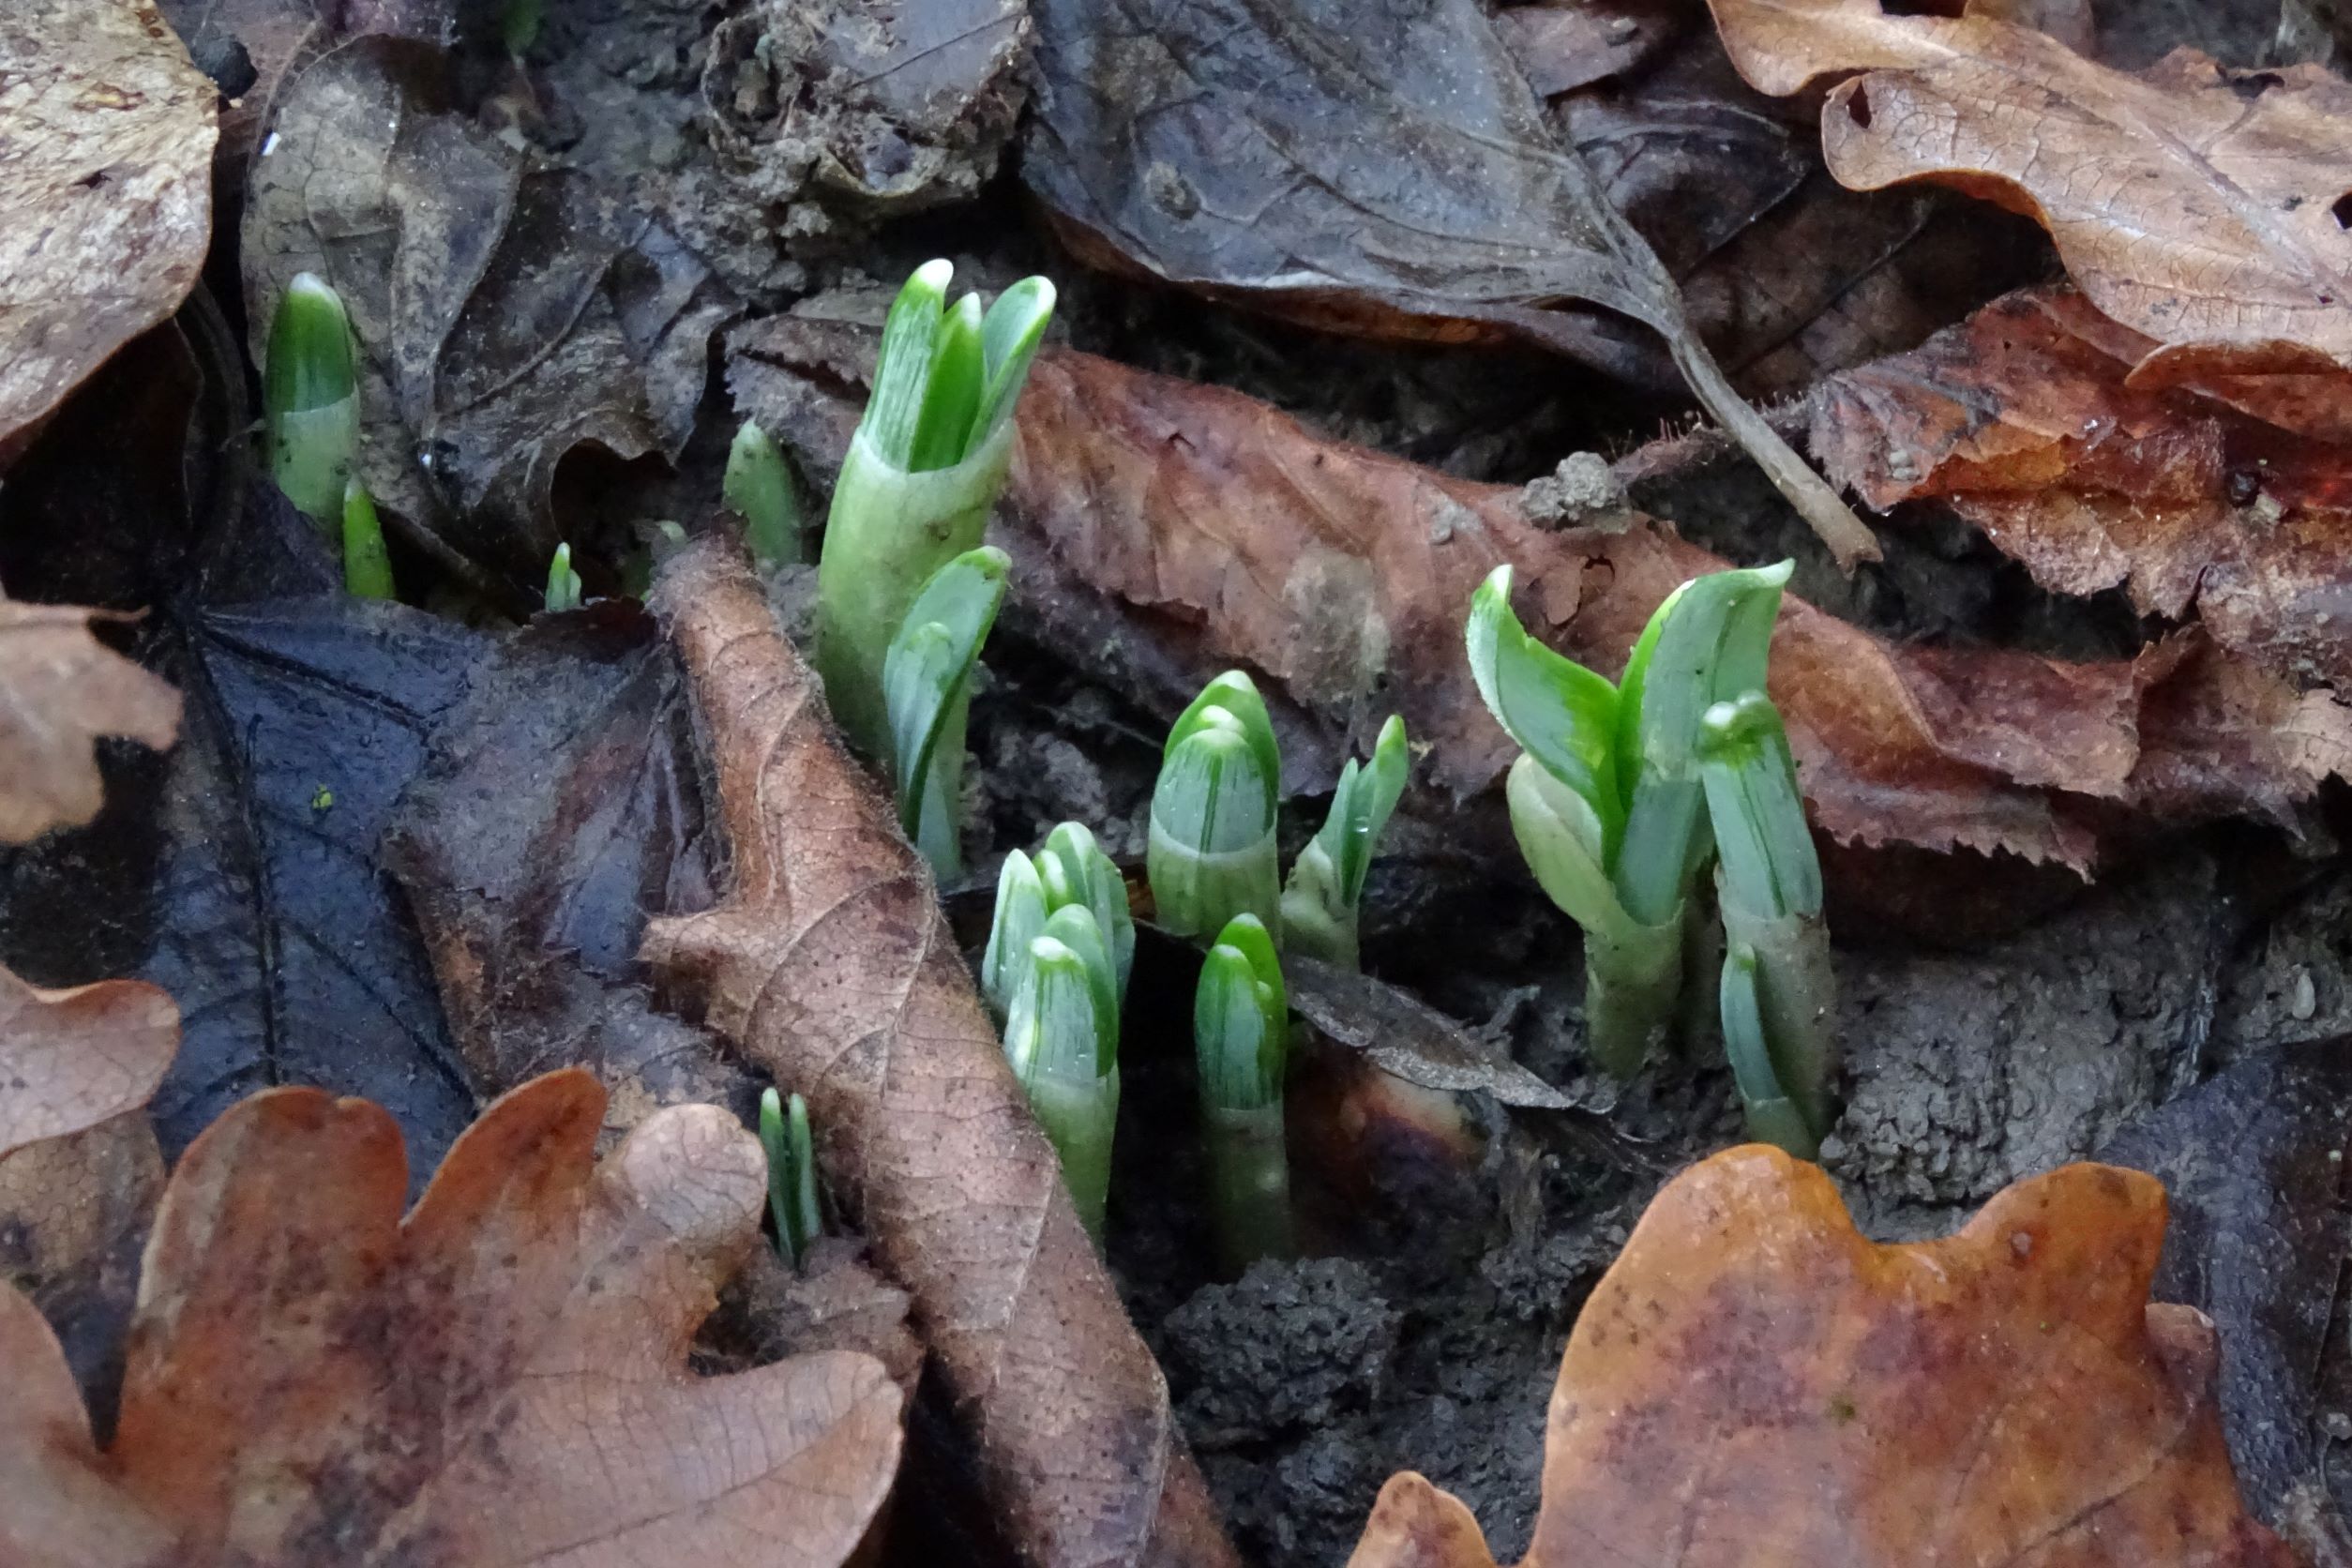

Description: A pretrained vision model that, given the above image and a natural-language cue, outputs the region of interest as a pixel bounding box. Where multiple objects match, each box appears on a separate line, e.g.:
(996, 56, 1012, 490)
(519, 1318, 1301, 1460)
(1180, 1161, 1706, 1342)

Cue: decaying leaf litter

(8, 0, 2352, 1563)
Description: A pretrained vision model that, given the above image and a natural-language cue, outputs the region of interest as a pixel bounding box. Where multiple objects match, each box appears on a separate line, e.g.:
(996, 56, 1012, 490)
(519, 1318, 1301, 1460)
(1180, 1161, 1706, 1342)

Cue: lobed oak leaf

(0, 964, 179, 1410)
(1348, 1147, 2298, 1568)
(0, 0, 218, 457)
(0, 602, 182, 845)
(1702, 0, 2352, 372)
(0, 1067, 904, 1567)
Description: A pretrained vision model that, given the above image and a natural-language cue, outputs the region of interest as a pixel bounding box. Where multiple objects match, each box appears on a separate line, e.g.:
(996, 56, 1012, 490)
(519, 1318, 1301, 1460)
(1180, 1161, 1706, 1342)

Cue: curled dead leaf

(0, 1067, 904, 1566)
(1703, 0, 2352, 371)
(981, 344, 2352, 869)
(1815, 286, 2352, 691)
(0, 603, 182, 845)
(1349, 1147, 2296, 1568)
(0, 0, 218, 457)
(642, 536, 1240, 1568)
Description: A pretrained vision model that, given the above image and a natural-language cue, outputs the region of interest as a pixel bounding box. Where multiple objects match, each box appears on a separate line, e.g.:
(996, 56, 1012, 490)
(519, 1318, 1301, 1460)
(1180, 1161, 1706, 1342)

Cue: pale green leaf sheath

(816, 262, 1055, 759)
(1149, 671, 1282, 941)
(1281, 715, 1409, 969)
(725, 419, 801, 569)
(882, 546, 1009, 879)
(264, 272, 360, 526)
(1701, 688, 1836, 1146)
(1195, 913, 1293, 1272)
(1005, 907, 1122, 1239)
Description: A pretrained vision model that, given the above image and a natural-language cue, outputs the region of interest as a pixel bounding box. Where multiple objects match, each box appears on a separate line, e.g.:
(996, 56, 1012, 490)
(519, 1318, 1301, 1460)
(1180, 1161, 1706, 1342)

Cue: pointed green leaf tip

(882, 546, 1008, 852)
(1149, 671, 1282, 941)
(340, 481, 395, 601)
(725, 420, 800, 568)
(544, 541, 582, 612)
(1196, 913, 1287, 1111)
(1699, 689, 1819, 923)
(265, 273, 361, 524)
(1280, 715, 1409, 968)
(1466, 565, 1623, 866)
(860, 261, 1058, 474)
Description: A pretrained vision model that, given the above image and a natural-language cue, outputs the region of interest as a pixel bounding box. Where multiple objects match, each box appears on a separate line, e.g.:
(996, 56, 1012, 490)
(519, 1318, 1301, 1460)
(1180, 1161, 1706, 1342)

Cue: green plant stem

(1205, 1104, 1294, 1274)
(816, 418, 1015, 759)
(1721, 942, 1819, 1158)
(1028, 1068, 1118, 1239)
(1582, 904, 1683, 1078)
(1676, 884, 1723, 1062)
(1720, 887, 1837, 1140)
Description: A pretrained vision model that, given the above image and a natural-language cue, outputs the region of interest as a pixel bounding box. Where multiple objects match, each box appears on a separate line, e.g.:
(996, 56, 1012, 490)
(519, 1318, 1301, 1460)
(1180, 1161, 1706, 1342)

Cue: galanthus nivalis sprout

(1700, 688, 1836, 1147)
(264, 272, 359, 526)
(815, 262, 1054, 761)
(340, 481, 395, 602)
(758, 1086, 824, 1267)
(882, 546, 1008, 880)
(1004, 905, 1121, 1239)
(1149, 671, 1281, 942)
(984, 822, 1132, 1018)
(725, 418, 801, 569)
(1194, 912, 1293, 1271)
(1281, 715, 1408, 969)
(1467, 559, 1791, 1078)
(544, 541, 583, 612)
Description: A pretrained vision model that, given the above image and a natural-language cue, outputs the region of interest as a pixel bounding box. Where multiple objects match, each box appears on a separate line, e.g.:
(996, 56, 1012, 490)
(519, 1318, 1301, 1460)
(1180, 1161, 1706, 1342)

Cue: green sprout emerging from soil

(883, 546, 1009, 879)
(264, 272, 359, 528)
(758, 1087, 823, 1268)
(1467, 561, 1835, 1152)
(814, 262, 1054, 764)
(1195, 912, 1294, 1271)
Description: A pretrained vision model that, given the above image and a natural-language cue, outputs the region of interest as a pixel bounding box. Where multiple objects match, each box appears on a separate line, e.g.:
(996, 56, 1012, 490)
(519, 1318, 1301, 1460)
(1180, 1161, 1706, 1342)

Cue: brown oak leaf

(1348, 1147, 2297, 1568)
(0, 602, 182, 844)
(0, 964, 179, 1412)
(641, 536, 1241, 1568)
(1814, 286, 2352, 690)
(0, 1067, 904, 1567)
(0, 0, 218, 458)
(1702, 0, 2352, 372)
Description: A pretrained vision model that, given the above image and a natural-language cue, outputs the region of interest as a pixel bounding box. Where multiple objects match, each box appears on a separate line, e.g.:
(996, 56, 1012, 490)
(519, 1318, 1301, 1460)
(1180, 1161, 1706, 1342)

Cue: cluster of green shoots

(1466, 563, 1836, 1156)
(979, 665, 1405, 1265)
(805, 261, 1057, 881)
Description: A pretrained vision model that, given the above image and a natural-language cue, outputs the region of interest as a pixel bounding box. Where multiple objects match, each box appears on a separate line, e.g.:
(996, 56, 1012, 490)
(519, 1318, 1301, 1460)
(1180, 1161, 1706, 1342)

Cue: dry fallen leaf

(969, 342, 2352, 869)
(1348, 1147, 2296, 1568)
(1022, 0, 1879, 567)
(1703, 0, 2352, 373)
(0, 1067, 904, 1566)
(1815, 285, 2352, 690)
(642, 536, 1241, 1568)
(0, 602, 182, 845)
(0, 0, 218, 457)
(0, 964, 179, 1413)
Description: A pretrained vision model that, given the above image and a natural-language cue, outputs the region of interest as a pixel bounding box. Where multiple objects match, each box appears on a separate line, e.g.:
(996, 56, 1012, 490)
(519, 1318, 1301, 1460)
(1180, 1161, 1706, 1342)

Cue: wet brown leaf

(984, 344, 2352, 869)
(0, 0, 218, 457)
(1705, 0, 2352, 372)
(0, 1067, 904, 1566)
(1348, 1148, 2296, 1568)
(0, 603, 182, 845)
(1816, 286, 2352, 690)
(242, 38, 735, 591)
(641, 535, 1241, 1568)
(1021, 0, 1880, 567)
(0, 965, 179, 1414)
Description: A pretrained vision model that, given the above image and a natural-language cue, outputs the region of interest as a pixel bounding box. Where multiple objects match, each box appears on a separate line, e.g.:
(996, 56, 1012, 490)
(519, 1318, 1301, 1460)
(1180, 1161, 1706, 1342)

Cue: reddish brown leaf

(641, 537, 1240, 1568)
(0, 0, 218, 457)
(0, 1068, 904, 1566)
(1703, 0, 2352, 372)
(983, 343, 2352, 868)
(0, 965, 178, 1415)
(1348, 1148, 2296, 1568)
(1815, 286, 2352, 691)
(0, 602, 183, 846)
